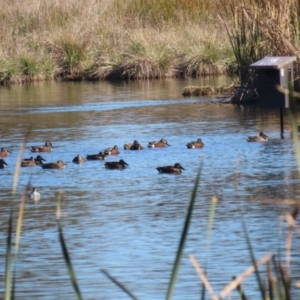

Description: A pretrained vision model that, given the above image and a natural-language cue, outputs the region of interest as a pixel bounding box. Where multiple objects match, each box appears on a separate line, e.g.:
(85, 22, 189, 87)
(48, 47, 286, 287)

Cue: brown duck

(104, 145, 120, 155)
(72, 154, 86, 164)
(186, 138, 204, 149)
(41, 160, 65, 169)
(124, 140, 144, 150)
(86, 151, 106, 160)
(156, 163, 185, 174)
(148, 138, 170, 148)
(30, 142, 54, 152)
(105, 159, 128, 170)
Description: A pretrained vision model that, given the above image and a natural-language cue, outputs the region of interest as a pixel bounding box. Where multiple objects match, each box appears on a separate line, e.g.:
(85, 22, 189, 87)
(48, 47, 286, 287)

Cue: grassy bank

(0, 0, 232, 84)
(0, 0, 300, 84)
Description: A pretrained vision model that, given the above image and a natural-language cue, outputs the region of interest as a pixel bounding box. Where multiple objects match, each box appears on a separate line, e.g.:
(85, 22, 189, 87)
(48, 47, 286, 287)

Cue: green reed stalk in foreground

(4, 209, 13, 300)
(166, 161, 203, 300)
(5, 135, 31, 300)
(56, 192, 83, 300)
(201, 195, 218, 300)
(101, 269, 139, 300)
(242, 217, 265, 299)
(4, 116, 300, 299)
(101, 161, 204, 300)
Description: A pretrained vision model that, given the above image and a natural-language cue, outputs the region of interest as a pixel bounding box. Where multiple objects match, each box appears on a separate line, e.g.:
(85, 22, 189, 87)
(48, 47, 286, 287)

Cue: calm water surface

(0, 77, 300, 299)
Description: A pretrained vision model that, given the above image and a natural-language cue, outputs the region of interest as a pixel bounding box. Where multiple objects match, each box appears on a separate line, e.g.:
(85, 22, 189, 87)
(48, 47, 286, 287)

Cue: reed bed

(219, 0, 300, 82)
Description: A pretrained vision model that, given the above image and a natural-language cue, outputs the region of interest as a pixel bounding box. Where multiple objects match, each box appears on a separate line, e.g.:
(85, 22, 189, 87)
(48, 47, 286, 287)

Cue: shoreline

(0, 1, 234, 85)
(0, 53, 233, 86)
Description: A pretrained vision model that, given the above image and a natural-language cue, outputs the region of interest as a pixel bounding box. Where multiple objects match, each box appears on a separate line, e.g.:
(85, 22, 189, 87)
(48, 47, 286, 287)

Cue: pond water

(0, 77, 300, 299)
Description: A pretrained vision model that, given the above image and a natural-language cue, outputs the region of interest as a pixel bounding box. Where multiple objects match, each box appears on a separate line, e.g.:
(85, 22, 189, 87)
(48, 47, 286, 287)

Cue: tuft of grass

(115, 0, 208, 24)
(0, 58, 19, 85)
(0, 54, 53, 84)
(19, 55, 40, 77)
(46, 32, 88, 79)
(41, 55, 57, 80)
(86, 55, 121, 80)
(182, 55, 227, 77)
(120, 33, 178, 79)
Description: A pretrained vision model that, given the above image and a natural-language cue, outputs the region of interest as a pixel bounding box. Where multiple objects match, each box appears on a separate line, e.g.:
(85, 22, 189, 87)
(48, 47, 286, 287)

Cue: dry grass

(1, 0, 300, 84)
(219, 0, 300, 81)
(182, 81, 237, 97)
(0, 0, 234, 84)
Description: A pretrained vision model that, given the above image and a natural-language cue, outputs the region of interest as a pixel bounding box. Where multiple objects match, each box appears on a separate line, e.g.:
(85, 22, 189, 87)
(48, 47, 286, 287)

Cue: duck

(104, 145, 120, 155)
(186, 138, 204, 149)
(156, 163, 185, 174)
(22, 155, 46, 166)
(21, 157, 36, 167)
(41, 160, 65, 169)
(148, 138, 170, 148)
(72, 154, 86, 164)
(0, 158, 8, 168)
(0, 147, 12, 157)
(105, 159, 129, 170)
(28, 187, 41, 202)
(30, 142, 54, 152)
(86, 151, 106, 160)
(247, 132, 268, 142)
(124, 140, 144, 150)
(32, 155, 47, 165)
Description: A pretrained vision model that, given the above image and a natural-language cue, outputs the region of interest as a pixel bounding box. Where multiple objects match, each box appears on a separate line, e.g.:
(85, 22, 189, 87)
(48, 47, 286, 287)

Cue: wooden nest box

(249, 56, 296, 108)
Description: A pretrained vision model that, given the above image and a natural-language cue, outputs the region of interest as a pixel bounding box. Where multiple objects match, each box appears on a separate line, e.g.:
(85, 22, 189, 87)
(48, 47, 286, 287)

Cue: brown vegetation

(0, 0, 300, 85)
(0, 0, 233, 84)
(182, 82, 237, 97)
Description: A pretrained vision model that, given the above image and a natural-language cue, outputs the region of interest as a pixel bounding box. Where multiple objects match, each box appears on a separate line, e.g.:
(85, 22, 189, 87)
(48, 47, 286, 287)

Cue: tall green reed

(5, 132, 31, 300)
(219, 0, 300, 83)
(4, 209, 13, 300)
(56, 192, 83, 300)
(166, 161, 203, 300)
(101, 269, 139, 300)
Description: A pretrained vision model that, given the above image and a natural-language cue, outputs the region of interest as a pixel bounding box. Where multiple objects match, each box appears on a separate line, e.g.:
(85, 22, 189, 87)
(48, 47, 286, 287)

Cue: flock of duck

(0, 138, 204, 170)
(0, 132, 267, 200)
